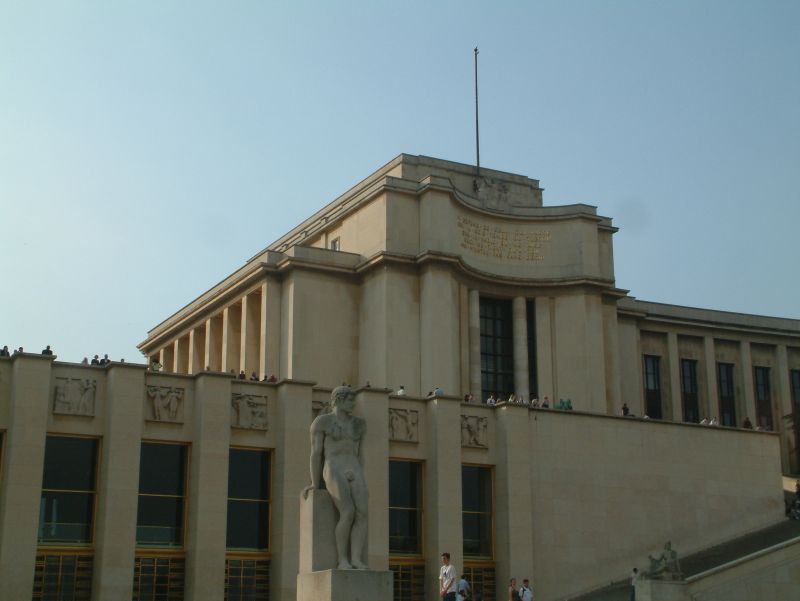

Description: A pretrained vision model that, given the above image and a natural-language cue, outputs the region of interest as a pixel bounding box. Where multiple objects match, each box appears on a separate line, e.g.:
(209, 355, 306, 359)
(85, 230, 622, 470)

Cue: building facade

(1, 155, 799, 601)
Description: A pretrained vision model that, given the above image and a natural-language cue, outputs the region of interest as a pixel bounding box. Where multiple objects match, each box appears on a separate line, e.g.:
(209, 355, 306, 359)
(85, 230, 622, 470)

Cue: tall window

(526, 300, 538, 398)
(791, 370, 800, 407)
(389, 460, 423, 555)
(227, 448, 271, 551)
(717, 363, 736, 427)
(754, 366, 773, 430)
(38, 436, 98, 545)
(480, 298, 514, 401)
(680, 359, 699, 423)
(136, 442, 187, 547)
(462, 465, 492, 559)
(225, 448, 271, 601)
(643, 355, 662, 419)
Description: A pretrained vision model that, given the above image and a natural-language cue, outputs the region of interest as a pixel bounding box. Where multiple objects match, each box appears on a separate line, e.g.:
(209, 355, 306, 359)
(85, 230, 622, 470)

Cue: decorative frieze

(388, 408, 419, 442)
(231, 393, 268, 430)
(53, 377, 97, 417)
(146, 386, 184, 423)
(461, 414, 488, 448)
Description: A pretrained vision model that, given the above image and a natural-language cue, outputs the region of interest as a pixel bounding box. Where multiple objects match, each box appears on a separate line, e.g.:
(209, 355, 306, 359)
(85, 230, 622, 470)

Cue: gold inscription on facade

(457, 216, 551, 261)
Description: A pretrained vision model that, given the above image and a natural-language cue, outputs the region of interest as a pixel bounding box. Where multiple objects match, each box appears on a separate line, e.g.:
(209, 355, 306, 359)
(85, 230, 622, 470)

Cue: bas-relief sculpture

(646, 541, 682, 580)
(388, 408, 418, 442)
(231, 393, 268, 430)
(461, 414, 488, 448)
(303, 385, 368, 570)
(53, 377, 96, 416)
(146, 385, 184, 423)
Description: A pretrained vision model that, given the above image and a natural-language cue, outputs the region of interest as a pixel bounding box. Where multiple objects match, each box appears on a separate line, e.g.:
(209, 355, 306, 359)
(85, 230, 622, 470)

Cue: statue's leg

(325, 473, 355, 569)
(349, 476, 369, 569)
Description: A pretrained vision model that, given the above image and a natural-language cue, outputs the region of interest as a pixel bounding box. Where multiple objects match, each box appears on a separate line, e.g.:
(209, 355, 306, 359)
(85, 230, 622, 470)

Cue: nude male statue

(302, 385, 369, 569)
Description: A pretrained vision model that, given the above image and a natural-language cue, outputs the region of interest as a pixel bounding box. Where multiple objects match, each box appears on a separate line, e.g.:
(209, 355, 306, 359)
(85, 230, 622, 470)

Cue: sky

(1, 1, 798, 364)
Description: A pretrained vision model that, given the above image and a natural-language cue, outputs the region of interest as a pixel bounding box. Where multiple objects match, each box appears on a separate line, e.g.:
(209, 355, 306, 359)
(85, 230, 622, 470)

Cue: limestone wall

(528, 409, 784, 600)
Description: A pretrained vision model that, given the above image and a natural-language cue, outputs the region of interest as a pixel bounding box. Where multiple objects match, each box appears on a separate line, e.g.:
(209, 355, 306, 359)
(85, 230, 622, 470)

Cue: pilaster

(419, 265, 460, 396)
(468, 290, 481, 399)
(667, 332, 682, 422)
(355, 388, 390, 569)
(0, 354, 54, 600)
(740, 341, 756, 426)
(702, 336, 718, 422)
(512, 296, 530, 401)
(184, 373, 232, 601)
(92, 364, 146, 601)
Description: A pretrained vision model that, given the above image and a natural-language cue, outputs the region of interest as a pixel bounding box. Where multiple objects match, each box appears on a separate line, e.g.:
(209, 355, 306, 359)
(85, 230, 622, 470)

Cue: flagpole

(474, 47, 480, 179)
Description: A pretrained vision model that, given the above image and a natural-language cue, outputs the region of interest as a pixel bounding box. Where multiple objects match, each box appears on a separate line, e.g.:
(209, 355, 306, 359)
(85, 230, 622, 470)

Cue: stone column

(702, 336, 718, 422)
(204, 316, 222, 372)
(271, 380, 313, 601)
(535, 297, 555, 403)
(184, 372, 232, 601)
(93, 364, 146, 600)
(222, 304, 241, 374)
(740, 341, 756, 425)
(512, 296, 530, 401)
(419, 265, 460, 395)
(667, 332, 682, 421)
(0, 354, 53, 600)
(468, 290, 482, 399)
(776, 345, 793, 469)
(189, 327, 205, 374)
(424, 395, 463, 601)
(260, 279, 282, 380)
(173, 338, 182, 373)
(354, 388, 389, 569)
(495, 403, 534, 591)
(241, 292, 261, 377)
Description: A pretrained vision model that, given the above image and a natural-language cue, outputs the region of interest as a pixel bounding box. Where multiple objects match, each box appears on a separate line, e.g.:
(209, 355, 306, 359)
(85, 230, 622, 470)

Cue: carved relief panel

(146, 386, 185, 423)
(461, 414, 488, 448)
(231, 393, 268, 431)
(388, 408, 419, 442)
(53, 377, 97, 417)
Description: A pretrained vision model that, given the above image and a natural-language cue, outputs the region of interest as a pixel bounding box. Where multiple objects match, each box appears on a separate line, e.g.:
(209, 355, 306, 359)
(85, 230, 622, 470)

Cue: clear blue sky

(1, 1, 798, 363)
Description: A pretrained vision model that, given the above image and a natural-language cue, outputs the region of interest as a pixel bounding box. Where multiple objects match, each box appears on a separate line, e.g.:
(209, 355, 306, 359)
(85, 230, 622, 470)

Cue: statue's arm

(303, 420, 324, 498)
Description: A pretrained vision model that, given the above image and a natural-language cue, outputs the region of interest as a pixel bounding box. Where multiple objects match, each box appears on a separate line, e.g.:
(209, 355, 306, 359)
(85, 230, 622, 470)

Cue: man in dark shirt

(91, 355, 101, 365)
(41, 345, 53, 355)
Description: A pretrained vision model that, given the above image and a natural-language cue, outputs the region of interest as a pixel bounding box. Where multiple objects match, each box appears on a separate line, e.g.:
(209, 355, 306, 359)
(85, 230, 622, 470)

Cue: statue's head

(331, 385, 355, 412)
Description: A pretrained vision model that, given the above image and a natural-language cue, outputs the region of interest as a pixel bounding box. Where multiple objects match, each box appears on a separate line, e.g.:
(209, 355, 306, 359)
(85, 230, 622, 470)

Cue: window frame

(226, 445, 273, 554)
(680, 358, 699, 423)
(388, 458, 424, 558)
(643, 355, 663, 419)
(461, 463, 494, 561)
(479, 297, 514, 402)
(38, 434, 101, 548)
(135, 440, 190, 550)
(717, 362, 737, 427)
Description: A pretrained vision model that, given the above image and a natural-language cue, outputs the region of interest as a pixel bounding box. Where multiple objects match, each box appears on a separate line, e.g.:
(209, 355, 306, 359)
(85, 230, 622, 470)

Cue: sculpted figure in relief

(388, 408, 418, 441)
(147, 386, 184, 421)
(461, 415, 488, 447)
(303, 385, 368, 569)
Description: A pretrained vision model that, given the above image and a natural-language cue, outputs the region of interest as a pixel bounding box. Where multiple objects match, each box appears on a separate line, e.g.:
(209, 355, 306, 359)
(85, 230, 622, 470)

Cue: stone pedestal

(297, 569, 392, 601)
(635, 579, 688, 601)
(299, 490, 339, 572)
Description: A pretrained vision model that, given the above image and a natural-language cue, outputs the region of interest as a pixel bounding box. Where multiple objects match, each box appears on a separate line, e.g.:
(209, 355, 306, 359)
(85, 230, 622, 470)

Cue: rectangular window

(462, 465, 493, 559)
(526, 300, 538, 399)
(480, 298, 514, 402)
(680, 359, 699, 423)
(791, 369, 800, 407)
(227, 448, 271, 551)
(717, 363, 736, 427)
(462, 564, 496, 601)
(389, 460, 423, 556)
(643, 355, 662, 419)
(33, 552, 93, 601)
(754, 366, 773, 430)
(225, 558, 270, 601)
(389, 563, 425, 601)
(132, 555, 185, 601)
(38, 436, 98, 545)
(136, 442, 187, 548)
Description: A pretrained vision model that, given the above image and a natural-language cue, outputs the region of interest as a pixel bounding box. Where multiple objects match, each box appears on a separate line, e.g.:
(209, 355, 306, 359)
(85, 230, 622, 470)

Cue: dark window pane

(139, 443, 186, 496)
(136, 496, 184, 546)
(38, 491, 94, 543)
(226, 500, 269, 550)
(42, 437, 97, 491)
(462, 513, 492, 557)
(228, 449, 270, 500)
(389, 461, 420, 509)
(480, 297, 514, 400)
(389, 508, 421, 554)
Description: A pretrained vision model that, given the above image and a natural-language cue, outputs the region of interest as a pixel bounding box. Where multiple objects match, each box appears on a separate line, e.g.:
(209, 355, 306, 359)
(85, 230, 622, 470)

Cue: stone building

(1, 155, 799, 601)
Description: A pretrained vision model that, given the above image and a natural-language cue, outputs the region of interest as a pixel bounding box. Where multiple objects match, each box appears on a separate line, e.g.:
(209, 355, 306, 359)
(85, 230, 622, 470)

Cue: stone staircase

(565, 518, 800, 601)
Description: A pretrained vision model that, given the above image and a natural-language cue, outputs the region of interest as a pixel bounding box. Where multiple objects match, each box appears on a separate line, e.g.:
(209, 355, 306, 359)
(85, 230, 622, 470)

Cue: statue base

(297, 569, 392, 601)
